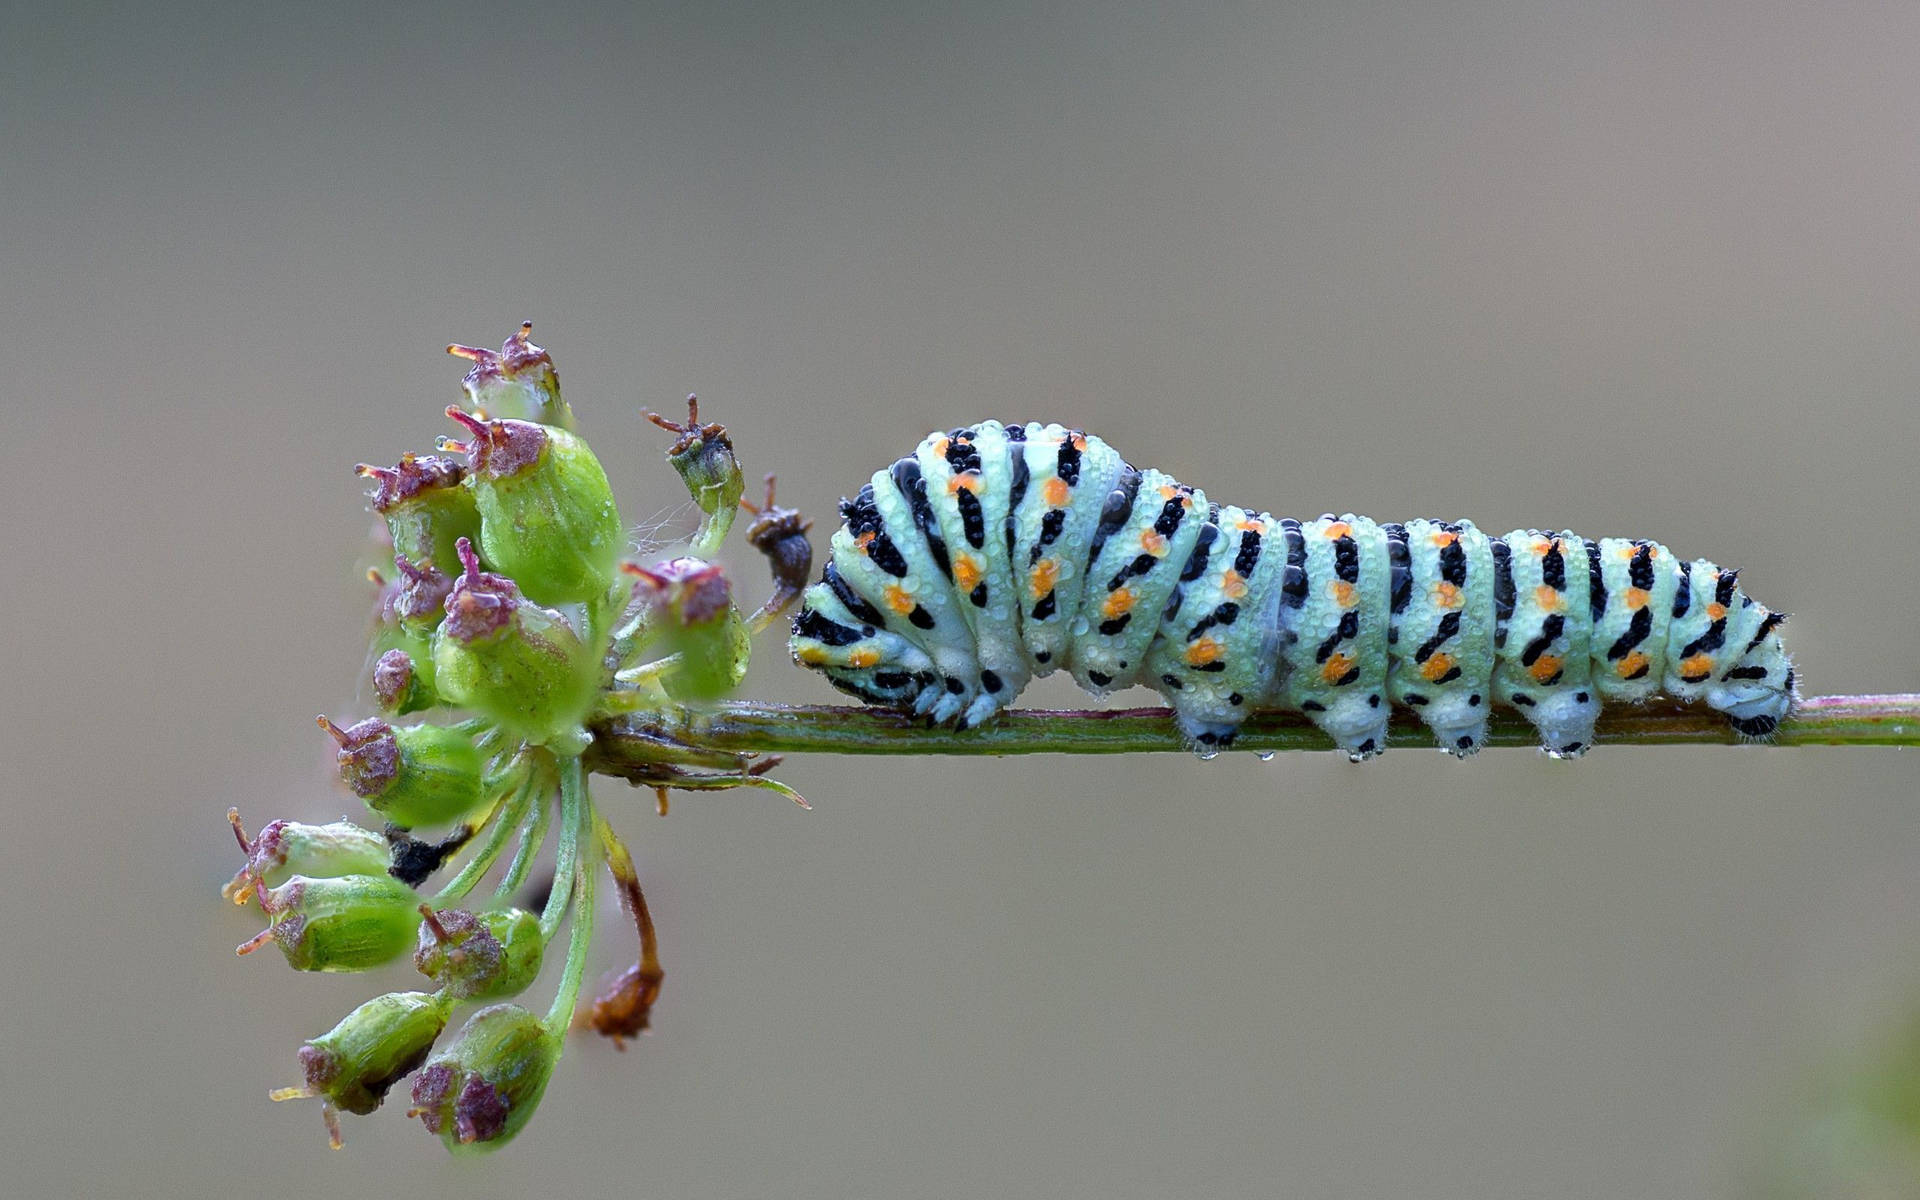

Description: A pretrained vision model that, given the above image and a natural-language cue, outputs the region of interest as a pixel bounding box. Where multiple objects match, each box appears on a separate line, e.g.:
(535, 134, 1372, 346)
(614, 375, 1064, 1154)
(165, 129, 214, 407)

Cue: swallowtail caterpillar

(788, 422, 1795, 760)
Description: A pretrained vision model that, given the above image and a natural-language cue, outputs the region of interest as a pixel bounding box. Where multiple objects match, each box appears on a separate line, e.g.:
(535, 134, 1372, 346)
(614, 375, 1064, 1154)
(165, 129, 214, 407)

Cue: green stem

(490, 777, 553, 905)
(430, 775, 532, 906)
(588, 692, 1920, 775)
(545, 756, 597, 1035)
(540, 757, 585, 942)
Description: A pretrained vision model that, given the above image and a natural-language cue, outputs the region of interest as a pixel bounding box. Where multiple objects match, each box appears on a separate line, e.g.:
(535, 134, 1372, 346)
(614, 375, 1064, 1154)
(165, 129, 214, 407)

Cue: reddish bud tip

(444, 406, 489, 440)
(357, 454, 467, 513)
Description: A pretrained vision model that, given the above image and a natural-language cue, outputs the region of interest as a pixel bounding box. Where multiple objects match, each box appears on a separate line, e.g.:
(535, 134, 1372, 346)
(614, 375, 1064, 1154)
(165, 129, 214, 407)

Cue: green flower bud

(647, 395, 744, 554)
(442, 407, 620, 607)
(623, 557, 749, 700)
(270, 990, 452, 1149)
(431, 539, 597, 751)
(319, 715, 485, 830)
(648, 394, 745, 520)
(223, 809, 391, 904)
(408, 1004, 560, 1151)
(236, 874, 420, 972)
(447, 322, 574, 430)
(414, 906, 543, 1001)
(356, 453, 479, 579)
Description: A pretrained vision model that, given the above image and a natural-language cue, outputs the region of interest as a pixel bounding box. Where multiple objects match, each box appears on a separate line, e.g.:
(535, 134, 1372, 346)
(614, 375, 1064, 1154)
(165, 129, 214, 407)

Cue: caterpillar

(788, 422, 1796, 759)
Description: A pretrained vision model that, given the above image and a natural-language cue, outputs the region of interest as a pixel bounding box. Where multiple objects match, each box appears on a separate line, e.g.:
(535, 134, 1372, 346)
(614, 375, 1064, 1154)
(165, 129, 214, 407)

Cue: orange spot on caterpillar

(1028, 559, 1060, 601)
(1140, 529, 1168, 555)
(1186, 637, 1224, 667)
(795, 645, 831, 666)
(1420, 652, 1456, 682)
(951, 555, 982, 591)
(1615, 651, 1650, 679)
(1331, 581, 1357, 608)
(1237, 516, 1264, 532)
(1534, 585, 1565, 612)
(1528, 654, 1564, 684)
(947, 473, 981, 494)
(1101, 588, 1136, 619)
(846, 647, 881, 669)
(1623, 588, 1649, 609)
(856, 530, 876, 552)
(1429, 529, 1458, 548)
(931, 437, 950, 457)
(1043, 478, 1071, 507)
(1679, 652, 1714, 679)
(1319, 651, 1355, 684)
(1070, 432, 1088, 451)
(1322, 521, 1351, 539)
(883, 585, 916, 615)
(1158, 484, 1178, 501)
(1220, 570, 1248, 600)
(1706, 602, 1727, 621)
(1431, 581, 1463, 609)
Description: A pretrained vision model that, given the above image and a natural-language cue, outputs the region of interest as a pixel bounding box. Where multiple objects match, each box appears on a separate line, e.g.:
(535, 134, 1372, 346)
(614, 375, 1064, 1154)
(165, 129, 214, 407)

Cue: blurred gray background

(4, 1, 1919, 1196)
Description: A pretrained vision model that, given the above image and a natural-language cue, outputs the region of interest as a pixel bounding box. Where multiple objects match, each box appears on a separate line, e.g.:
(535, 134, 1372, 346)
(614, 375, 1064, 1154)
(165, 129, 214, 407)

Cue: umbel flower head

(235, 322, 814, 1154)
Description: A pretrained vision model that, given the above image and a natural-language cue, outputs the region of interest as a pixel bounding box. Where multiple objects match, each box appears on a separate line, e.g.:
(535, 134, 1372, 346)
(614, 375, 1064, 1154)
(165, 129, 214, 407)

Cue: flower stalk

(589, 692, 1920, 771)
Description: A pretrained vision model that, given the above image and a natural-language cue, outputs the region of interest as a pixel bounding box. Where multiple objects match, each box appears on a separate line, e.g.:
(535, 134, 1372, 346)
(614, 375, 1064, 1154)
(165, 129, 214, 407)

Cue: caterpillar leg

(1492, 531, 1601, 757)
(1147, 506, 1290, 754)
(1386, 520, 1497, 757)
(1277, 516, 1393, 761)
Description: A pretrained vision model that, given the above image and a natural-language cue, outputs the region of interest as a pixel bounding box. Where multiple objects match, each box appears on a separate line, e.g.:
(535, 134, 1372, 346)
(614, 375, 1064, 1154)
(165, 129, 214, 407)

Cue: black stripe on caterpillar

(788, 422, 1796, 759)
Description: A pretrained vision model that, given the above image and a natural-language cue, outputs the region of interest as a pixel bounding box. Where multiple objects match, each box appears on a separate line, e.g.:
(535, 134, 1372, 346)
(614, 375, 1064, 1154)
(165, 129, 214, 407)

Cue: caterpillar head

(790, 585, 936, 710)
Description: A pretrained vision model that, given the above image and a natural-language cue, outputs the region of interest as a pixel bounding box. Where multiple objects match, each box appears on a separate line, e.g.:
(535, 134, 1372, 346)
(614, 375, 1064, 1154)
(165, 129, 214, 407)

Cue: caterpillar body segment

(790, 422, 1797, 757)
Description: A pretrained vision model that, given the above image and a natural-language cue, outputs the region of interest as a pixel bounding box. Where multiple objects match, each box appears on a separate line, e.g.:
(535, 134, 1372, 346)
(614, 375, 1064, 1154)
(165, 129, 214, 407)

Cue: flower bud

(319, 715, 485, 830)
(447, 322, 574, 430)
(414, 906, 543, 1001)
(270, 990, 452, 1148)
(236, 874, 420, 972)
(370, 646, 430, 713)
(357, 453, 480, 579)
(647, 395, 743, 554)
(432, 539, 598, 751)
(622, 557, 749, 700)
(648, 395, 745, 520)
(223, 809, 390, 904)
(408, 1004, 560, 1151)
(442, 407, 621, 607)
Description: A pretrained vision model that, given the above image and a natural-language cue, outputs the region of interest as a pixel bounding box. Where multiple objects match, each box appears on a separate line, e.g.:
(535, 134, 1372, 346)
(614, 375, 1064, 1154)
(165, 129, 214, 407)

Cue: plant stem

(541, 755, 586, 942)
(429, 776, 533, 906)
(546, 756, 597, 1035)
(588, 693, 1920, 776)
